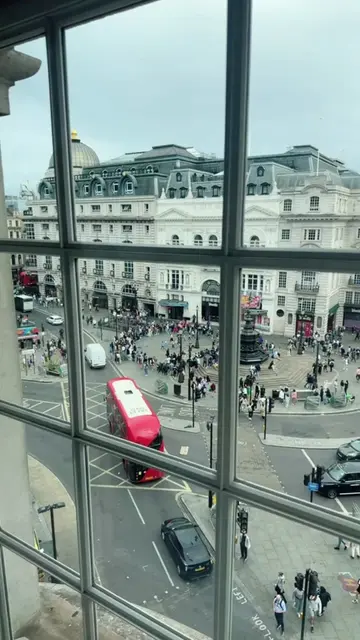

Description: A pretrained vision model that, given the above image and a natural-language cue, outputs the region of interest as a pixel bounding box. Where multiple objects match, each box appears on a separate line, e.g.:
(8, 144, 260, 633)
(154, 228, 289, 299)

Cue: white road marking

(127, 489, 145, 524)
(42, 403, 62, 415)
(301, 449, 316, 469)
(90, 452, 107, 464)
(180, 446, 189, 456)
(91, 462, 122, 482)
(152, 541, 174, 587)
(301, 449, 348, 514)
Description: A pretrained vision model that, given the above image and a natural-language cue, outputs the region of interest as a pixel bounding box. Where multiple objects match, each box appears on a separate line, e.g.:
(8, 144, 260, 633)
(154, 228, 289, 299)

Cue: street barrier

(304, 395, 320, 410)
(155, 379, 168, 395)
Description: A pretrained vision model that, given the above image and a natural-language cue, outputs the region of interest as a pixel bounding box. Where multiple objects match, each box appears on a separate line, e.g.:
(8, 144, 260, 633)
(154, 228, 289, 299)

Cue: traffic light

(237, 508, 248, 534)
(316, 465, 325, 485)
(268, 397, 272, 413)
(303, 473, 310, 487)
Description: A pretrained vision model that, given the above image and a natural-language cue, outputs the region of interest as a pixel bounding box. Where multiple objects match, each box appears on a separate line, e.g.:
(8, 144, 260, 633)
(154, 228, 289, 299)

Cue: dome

(47, 130, 100, 171)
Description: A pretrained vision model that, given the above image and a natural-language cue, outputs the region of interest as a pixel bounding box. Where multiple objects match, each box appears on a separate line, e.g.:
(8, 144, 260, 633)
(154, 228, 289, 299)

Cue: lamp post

(297, 309, 305, 355)
(185, 381, 196, 429)
(37, 502, 65, 580)
(207, 416, 215, 508)
(179, 330, 183, 358)
(188, 343, 193, 401)
(195, 305, 200, 349)
(314, 336, 321, 388)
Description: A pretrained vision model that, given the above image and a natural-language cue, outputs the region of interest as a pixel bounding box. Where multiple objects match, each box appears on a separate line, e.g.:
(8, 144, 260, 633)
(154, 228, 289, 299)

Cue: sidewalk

(179, 491, 360, 640)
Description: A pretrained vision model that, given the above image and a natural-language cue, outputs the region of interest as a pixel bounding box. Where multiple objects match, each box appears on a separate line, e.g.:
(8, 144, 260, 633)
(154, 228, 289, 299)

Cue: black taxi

(317, 461, 360, 499)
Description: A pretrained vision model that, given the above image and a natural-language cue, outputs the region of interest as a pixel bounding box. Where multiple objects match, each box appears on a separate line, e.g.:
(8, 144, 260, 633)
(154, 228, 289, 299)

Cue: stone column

(0, 47, 42, 632)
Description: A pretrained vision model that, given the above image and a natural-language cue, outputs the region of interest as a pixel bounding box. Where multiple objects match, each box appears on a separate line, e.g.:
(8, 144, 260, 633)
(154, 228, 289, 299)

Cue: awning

(158, 299, 188, 308)
(328, 303, 339, 316)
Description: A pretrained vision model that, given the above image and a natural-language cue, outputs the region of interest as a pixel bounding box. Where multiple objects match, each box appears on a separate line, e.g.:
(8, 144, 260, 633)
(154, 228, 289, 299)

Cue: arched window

(196, 186, 205, 198)
(257, 166, 265, 177)
(146, 165, 153, 174)
(192, 173, 197, 182)
(283, 199, 292, 212)
(168, 188, 176, 199)
(194, 234, 203, 247)
(310, 196, 319, 211)
(185, 274, 190, 286)
(250, 235, 260, 247)
(261, 183, 270, 195)
(93, 238, 102, 243)
(172, 235, 180, 246)
(212, 185, 220, 197)
(124, 181, 133, 194)
(102, 170, 108, 178)
(179, 187, 187, 198)
(176, 172, 182, 182)
(202, 279, 220, 296)
(209, 235, 218, 247)
(17, 254, 22, 265)
(115, 168, 122, 177)
(11, 254, 16, 266)
(160, 272, 164, 284)
(95, 183, 102, 195)
(247, 183, 256, 196)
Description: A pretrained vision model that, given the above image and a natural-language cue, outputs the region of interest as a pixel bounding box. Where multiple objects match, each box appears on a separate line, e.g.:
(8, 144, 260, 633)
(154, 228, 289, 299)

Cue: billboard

(241, 293, 262, 310)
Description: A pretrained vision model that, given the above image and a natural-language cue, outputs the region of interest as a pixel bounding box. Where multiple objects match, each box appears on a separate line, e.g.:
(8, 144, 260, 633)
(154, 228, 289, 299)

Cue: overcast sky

(1, 0, 360, 194)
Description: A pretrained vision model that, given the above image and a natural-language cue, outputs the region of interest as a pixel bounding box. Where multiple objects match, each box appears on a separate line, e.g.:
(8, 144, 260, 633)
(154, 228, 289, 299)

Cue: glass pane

(78, 259, 219, 469)
(0, 37, 59, 241)
(91, 447, 215, 637)
(65, 0, 226, 249)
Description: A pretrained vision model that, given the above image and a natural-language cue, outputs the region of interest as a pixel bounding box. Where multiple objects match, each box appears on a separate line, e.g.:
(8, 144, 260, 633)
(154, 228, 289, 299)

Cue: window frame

(0, 6, 358, 640)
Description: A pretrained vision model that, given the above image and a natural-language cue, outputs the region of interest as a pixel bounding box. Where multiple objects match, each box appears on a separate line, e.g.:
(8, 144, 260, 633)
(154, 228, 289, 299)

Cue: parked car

(46, 315, 63, 326)
(161, 517, 213, 580)
(336, 439, 360, 462)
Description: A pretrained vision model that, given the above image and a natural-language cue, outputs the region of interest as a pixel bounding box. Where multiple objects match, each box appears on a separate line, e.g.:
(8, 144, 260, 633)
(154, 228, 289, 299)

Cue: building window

(24, 222, 35, 239)
(145, 266, 150, 279)
(80, 205, 83, 213)
(316, 316, 322, 329)
(108, 204, 112, 213)
(345, 291, 353, 304)
(281, 229, 290, 240)
(283, 199, 292, 212)
(45, 256, 52, 269)
(304, 229, 321, 241)
(194, 234, 203, 246)
(176, 172, 182, 182)
(245, 274, 263, 291)
(145, 165, 153, 174)
(102, 170, 108, 178)
(81, 224, 85, 232)
(40, 205, 48, 213)
(26, 255, 37, 267)
(145, 225, 150, 233)
(160, 272, 164, 284)
(310, 195, 320, 211)
(196, 187, 205, 198)
(185, 274, 190, 286)
(277, 295, 286, 306)
(115, 169, 121, 177)
(91, 205, 100, 212)
(169, 188, 176, 199)
(257, 166, 265, 177)
(41, 223, 49, 231)
(125, 181, 134, 194)
(121, 204, 131, 212)
(261, 182, 270, 195)
(209, 235, 218, 247)
(9, 230, 13, 238)
(122, 224, 132, 233)
(112, 183, 119, 194)
(288, 313, 293, 324)
(212, 185, 220, 197)
(95, 259, 104, 274)
(179, 187, 187, 198)
(144, 203, 149, 212)
(124, 262, 134, 278)
(84, 185, 89, 195)
(354, 292, 360, 305)
(172, 235, 180, 246)
(83, 261, 87, 274)
(192, 173, 197, 182)
(357, 228, 360, 239)
(249, 235, 260, 247)
(278, 271, 287, 288)
(247, 183, 256, 196)
(171, 269, 180, 289)
(354, 274, 360, 285)
(298, 298, 316, 313)
(301, 271, 316, 287)
(95, 183, 102, 195)
(92, 224, 102, 233)
(109, 224, 114, 233)
(44, 187, 49, 196)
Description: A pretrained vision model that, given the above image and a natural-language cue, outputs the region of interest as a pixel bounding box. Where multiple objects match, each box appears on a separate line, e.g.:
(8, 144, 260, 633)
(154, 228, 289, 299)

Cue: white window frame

(0, 7, 357, 640)
(281, 229, 290, 240)
(125, 180, 134, 194)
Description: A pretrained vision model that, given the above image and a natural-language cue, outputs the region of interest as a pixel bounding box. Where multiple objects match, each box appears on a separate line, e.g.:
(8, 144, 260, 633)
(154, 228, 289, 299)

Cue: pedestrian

(273, 593, 286, 636)
(292, 584, 304, 618)
(239, 532, 251, 561)
(291, 389, 297, 405)
(275, 572, 286, 600)
(308, 594, 322, 633)
(334, 537, 348, 550)
(353, 578, 360, 603)
(350, 541, 360, 559)
(344, 379, 349, 394)
(319, 586, 331, 615)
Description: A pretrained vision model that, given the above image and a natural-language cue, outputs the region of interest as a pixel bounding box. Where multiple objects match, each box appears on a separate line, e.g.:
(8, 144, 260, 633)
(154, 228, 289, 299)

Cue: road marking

(301, 449, 348, 514)
(91, 462, 122, 482)
(152, 541, 174, 587)
(301, 449, 316, 469)
(90, 452, 107, 464)
(180, 446, 189, 456)
(60, 380, 70, 421)
(127, 489, 145, 524)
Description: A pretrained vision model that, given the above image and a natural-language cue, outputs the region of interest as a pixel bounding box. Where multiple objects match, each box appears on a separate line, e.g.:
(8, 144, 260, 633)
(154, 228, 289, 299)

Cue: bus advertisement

(17, 326, 39, 355)
(106, 377, 165, 484)
(14, 294, 34, 313)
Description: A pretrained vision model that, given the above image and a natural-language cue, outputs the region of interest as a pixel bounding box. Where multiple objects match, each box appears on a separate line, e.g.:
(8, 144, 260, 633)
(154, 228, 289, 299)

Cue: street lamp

(179, 330, 183, 358)
(314, 336, 321, 388)
(195, 305, 200, 349)
(37, 501, 65, 580)
(207, 416, 215, 508)
(297, 308, 305, 355)
(188, 344, 193, 401)
(185, 381, 196, 429)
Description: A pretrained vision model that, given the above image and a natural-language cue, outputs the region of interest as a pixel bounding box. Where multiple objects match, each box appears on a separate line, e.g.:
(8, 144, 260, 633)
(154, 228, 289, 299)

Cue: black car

(161, 517, 213, 580)
(337, 439, 360, 462)
(317, 461, 360, 499)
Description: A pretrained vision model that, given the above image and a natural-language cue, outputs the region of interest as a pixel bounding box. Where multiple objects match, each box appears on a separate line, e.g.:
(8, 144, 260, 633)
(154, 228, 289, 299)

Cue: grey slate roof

(136, 144, 197, 160)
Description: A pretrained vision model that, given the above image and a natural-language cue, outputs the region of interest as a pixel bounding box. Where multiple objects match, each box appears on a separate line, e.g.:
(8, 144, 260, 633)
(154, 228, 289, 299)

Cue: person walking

(319, 586, 331, 615)
(350, 541, 360, 559)
(353, 578, 360, 603)
(239, 532, 251, 562)
(273, 593, 286, 636)
(308, 595, 322, 633)
(292, 584, 303, 618)
(275, 572, 286, 601)
(334, 536, 348, 550)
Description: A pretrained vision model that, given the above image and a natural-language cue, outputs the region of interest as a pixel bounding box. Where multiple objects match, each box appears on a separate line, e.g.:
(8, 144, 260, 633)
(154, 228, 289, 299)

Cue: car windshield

(328, 464, 345, 481)
(176, 527, 202, 549)
(350, 440, 360, 453)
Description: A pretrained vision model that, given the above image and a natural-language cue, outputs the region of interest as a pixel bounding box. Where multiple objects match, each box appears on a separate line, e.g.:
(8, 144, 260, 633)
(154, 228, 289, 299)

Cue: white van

(85, 343, 106, 369)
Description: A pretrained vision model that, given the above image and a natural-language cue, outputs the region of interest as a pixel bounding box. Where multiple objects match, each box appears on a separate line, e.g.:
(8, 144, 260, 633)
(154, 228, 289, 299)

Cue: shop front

(201, 280, 220, 321)
(343, 304, 360, 330)
(296, 311, 314, 338)
(327, 303, 339, 332)
(158, 299, 188, 320)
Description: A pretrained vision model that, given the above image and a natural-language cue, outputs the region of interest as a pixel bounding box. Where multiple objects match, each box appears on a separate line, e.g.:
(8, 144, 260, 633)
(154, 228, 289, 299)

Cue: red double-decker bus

(106, 377, 165, 484)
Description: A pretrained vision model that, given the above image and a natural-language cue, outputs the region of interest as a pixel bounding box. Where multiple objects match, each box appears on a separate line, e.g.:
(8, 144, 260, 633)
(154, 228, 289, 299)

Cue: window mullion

(0, 545, 13, 640)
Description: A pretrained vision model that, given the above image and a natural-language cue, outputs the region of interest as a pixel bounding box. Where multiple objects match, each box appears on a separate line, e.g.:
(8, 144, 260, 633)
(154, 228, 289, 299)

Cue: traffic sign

(308, 482, 319, 492)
